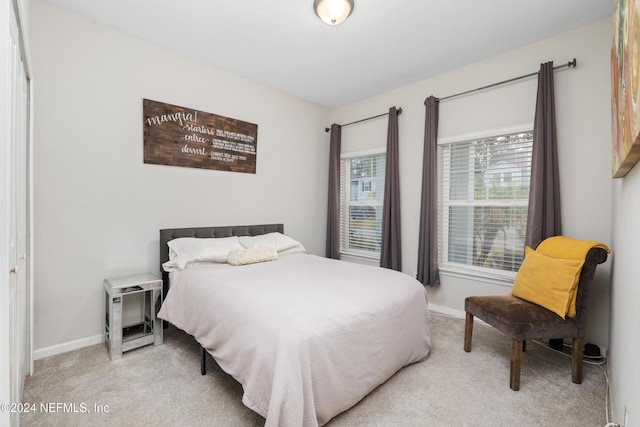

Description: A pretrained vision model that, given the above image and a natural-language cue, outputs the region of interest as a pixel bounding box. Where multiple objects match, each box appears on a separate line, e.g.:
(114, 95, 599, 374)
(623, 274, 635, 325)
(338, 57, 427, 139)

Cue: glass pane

(448, 205, 527, 271)
(348, 205, 382, 252)
(474, 133, 533, 201)
(350, 155, 385, 202)
(449, 144, 472, 201)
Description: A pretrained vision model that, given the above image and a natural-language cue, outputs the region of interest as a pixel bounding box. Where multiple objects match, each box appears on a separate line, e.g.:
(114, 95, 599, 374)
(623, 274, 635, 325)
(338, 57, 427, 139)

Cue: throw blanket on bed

(158, 253, 431, 427)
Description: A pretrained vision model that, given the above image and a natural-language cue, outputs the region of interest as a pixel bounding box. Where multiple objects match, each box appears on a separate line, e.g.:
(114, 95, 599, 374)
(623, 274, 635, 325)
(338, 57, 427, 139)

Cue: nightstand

(104, 273, 163, 360)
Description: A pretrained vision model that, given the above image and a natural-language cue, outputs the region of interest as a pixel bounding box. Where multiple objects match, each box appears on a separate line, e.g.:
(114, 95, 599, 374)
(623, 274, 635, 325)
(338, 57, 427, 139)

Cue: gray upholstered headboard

(159, 223, 284, 297)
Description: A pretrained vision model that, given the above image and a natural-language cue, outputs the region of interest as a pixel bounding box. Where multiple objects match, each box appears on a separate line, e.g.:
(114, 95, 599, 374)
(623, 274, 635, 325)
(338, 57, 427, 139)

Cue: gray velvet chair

(463, 247, 608, 391)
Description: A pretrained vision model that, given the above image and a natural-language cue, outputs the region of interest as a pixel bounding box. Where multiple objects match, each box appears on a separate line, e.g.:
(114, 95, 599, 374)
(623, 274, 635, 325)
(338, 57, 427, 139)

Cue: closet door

(4, 1, 30, 426)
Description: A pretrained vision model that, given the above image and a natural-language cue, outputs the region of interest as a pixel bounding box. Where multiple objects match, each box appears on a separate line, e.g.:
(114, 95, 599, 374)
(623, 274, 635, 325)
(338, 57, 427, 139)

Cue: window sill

(439, 263, 516, 288)
(340, 252, 380, 267)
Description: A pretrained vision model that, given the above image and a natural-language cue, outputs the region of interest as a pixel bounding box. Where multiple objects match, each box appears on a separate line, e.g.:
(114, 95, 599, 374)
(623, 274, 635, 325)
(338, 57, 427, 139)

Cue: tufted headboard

(159, 224, 284, 298)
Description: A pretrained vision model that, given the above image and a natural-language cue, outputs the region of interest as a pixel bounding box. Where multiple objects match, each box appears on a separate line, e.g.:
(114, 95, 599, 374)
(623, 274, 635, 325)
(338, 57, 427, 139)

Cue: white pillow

(163, 236, 244, 271)
(238, 232, 305, 253)
(227, 247, 278, 266)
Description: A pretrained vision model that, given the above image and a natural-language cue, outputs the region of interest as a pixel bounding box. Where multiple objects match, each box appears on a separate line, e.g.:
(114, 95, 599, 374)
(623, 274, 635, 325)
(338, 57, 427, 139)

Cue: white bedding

(158, 252, 431, 426)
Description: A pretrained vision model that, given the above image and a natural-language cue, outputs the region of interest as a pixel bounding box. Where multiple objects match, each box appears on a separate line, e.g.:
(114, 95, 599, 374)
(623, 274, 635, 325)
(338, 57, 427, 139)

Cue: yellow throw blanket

(515, 236, 610, 318)
(511, 236, 611, 319)
(536, 236, 610, 260)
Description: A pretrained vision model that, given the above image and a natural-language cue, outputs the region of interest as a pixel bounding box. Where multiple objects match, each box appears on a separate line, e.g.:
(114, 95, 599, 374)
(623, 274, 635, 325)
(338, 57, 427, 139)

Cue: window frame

(339, 148, 386, 261)
(437, 124, 533, 287)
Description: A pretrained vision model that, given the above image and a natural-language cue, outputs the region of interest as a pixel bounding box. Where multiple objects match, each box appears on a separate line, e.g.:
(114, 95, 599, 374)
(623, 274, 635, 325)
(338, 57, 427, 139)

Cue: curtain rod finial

(569, 58, 577, 68)
(397, 107, 403, 114)
(325, 127, 330, 132)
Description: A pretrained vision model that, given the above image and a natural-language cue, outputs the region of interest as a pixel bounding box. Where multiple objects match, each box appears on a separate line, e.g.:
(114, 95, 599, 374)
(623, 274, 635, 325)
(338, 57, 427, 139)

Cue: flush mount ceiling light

(313, 0, 354, 26)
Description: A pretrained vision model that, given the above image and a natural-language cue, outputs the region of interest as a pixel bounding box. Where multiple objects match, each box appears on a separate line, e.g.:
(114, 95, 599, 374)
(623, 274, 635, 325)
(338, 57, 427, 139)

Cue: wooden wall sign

(143, 99, 258, 174)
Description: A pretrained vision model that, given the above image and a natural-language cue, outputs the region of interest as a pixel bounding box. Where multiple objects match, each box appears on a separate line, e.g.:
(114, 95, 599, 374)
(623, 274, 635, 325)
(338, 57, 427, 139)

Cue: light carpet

(21, 312, 608, 426)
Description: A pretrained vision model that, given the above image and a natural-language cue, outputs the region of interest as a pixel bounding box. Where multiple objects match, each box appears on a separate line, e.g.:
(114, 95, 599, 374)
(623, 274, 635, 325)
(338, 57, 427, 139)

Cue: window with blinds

(438, 130, 533, 273)
(340, 152, 386, 257)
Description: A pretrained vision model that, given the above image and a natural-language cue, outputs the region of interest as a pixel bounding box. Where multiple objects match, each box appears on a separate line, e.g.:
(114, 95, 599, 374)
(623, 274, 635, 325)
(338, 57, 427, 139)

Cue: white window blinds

(438, 130, 533, 272)
(340, 152, 386, 257)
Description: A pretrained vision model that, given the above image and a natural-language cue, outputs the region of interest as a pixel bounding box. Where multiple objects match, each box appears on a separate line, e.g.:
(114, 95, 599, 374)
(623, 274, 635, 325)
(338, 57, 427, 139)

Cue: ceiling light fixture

(313, 0, 354, 26)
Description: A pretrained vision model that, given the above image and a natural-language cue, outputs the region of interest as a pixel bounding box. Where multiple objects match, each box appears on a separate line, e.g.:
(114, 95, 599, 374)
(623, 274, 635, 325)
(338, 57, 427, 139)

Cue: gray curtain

(326, 124, 342, 259)
(525, 62, 562, 249)
(380, 107, 401, 270)
(417, 96, 440, 286)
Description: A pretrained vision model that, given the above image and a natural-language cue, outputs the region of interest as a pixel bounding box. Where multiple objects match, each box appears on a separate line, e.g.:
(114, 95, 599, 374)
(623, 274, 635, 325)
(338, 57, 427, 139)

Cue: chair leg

(201, 346, 207, 375)
(464, 312, 473, 352)
(572, 336, 584, 384)
(510, 340, 523, 391)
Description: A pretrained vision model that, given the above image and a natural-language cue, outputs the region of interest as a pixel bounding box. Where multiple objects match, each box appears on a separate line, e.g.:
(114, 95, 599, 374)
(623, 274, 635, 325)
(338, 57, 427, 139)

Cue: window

(438, 129, 533, 275)
(340, 151, 386, 258)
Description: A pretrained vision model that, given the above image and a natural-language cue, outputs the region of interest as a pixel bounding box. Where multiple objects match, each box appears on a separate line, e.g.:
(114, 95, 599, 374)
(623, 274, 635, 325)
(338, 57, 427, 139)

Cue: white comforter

(158, 253, 431, 426)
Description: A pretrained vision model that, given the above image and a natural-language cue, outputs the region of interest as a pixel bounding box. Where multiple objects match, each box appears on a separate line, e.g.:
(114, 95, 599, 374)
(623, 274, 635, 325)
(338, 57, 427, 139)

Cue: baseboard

(428, 303, 466, 319)
(428, 304, 491, 327)
(34, 334, 103, 360)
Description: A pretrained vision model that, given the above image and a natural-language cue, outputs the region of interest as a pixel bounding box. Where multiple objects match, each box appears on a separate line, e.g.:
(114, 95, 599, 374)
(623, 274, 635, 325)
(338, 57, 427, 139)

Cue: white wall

(610, 164, 640, 424)
(331, 19, 613, 346)
(30, 0, 329, 353)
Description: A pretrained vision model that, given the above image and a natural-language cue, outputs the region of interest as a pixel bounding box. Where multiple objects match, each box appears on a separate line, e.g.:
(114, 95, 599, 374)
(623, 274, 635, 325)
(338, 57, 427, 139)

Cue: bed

(157, 224, 431, 427)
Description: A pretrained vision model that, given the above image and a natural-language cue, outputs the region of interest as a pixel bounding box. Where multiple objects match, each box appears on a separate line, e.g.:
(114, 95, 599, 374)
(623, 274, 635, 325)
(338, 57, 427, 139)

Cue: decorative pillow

(227, 247, 278, 266)
(162, 236, 244, 272)
(238, 232, 305, 254)
(510, 246, 584, 319)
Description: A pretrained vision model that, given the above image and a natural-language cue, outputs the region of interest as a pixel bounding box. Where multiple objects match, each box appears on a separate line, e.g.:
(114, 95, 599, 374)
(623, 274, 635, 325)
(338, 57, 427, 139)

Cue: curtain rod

(324, 107, 403, 132)
(439, 58, 577, 102)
